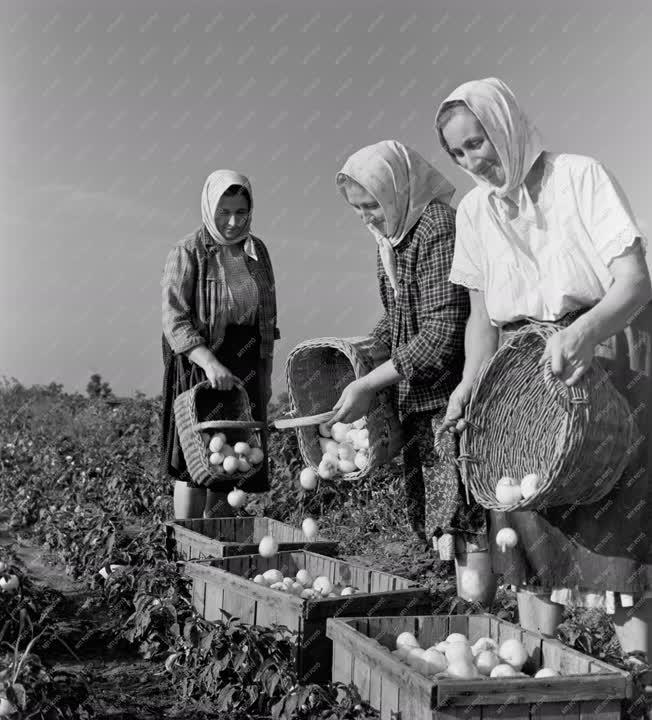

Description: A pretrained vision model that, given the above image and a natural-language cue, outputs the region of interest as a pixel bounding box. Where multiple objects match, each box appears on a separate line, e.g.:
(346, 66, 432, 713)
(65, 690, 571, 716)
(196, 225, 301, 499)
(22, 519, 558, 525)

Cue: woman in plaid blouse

(328, 140, 484, 548)
(161, 170, 279, 519)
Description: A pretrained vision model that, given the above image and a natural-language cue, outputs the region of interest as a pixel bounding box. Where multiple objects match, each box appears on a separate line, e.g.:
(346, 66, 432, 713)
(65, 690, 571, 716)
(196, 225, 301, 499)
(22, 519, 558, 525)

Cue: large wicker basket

(435, 324, 636, 511)
(284, 335, 403, 479)
(173, 379, 267, 489)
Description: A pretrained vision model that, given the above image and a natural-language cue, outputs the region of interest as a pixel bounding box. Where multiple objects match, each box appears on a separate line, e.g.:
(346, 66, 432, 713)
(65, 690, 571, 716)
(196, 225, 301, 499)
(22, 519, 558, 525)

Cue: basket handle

(433, 422, 460, 467)
(190, 378, 266, 432)
(434, 420, 478, 505)
(193, 420, 266, 432)
(273, 410, 336, 430)
(542, 359, 589, 410)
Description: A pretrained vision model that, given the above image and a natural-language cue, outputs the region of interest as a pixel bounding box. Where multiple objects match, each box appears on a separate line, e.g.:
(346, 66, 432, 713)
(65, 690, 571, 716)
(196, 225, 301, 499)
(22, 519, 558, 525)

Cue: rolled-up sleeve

(391, 214, 469, 383)
(161, 245, 204, 355)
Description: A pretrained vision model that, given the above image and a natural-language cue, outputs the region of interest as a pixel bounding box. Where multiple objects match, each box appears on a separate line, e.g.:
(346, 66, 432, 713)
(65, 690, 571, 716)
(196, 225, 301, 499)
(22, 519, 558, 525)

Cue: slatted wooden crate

(165, 517, 338, 560)
(326, 613, 632, 720)
(182, 550, 430, 684)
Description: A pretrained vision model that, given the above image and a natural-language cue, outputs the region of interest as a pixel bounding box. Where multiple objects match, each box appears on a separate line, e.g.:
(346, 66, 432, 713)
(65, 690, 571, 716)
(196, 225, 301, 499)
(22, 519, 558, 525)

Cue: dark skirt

(488, 306, 652, 594)
(160, 324, 270, 492)
(402, 408, 486, 539)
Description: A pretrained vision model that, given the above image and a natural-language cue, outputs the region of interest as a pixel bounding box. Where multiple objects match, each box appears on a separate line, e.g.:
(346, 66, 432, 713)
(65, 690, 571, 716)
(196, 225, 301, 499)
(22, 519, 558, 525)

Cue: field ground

(0, 380, 650, 719)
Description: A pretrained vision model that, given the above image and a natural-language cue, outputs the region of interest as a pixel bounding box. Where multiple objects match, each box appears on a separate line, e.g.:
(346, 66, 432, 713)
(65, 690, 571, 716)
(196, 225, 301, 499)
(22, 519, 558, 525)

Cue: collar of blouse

(201, 226, 259, 261)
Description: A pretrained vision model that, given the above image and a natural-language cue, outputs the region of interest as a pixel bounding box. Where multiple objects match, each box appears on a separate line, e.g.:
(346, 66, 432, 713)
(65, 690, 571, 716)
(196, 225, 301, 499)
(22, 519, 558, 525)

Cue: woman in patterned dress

(328, 140, 485, 549)
(436, 77, 651, 656)
(161, 170, 280, 519)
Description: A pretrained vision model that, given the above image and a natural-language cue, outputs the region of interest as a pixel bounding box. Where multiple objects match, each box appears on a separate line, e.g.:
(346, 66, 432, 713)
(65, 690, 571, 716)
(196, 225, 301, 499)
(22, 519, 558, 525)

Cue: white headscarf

(434, 77, 544, 224)
(201, 169, 257, 258)
(336, 140, 456, 295)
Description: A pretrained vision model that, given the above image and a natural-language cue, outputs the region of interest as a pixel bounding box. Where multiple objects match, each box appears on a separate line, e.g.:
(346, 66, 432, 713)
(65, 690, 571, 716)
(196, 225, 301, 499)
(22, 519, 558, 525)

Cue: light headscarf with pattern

(336, 140, 456, 295)
(434, 77, 544, 224)
(201, 169, 257, 258)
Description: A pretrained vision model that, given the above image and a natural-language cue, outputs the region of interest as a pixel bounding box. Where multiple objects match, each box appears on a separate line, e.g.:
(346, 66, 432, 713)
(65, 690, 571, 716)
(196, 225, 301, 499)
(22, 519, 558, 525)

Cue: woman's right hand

(443, 382, 473, 434)
(204, 357, 236, 391)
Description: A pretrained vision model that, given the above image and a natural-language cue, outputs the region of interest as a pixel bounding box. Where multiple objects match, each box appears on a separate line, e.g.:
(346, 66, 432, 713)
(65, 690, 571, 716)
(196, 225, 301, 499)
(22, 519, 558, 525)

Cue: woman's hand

(204, 356, 236, 390)
(443, 382, 473, 434)
(539, 325, 596, 386)
(328, 378, 375, 426)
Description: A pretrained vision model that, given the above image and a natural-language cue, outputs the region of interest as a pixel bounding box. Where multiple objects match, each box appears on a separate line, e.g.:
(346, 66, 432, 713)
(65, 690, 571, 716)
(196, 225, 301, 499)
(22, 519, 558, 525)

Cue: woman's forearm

(461, 312, 499, 388)
(572, 275, 652, 347)
(359, 359, 402, 392)
(187, 344, 215, 369)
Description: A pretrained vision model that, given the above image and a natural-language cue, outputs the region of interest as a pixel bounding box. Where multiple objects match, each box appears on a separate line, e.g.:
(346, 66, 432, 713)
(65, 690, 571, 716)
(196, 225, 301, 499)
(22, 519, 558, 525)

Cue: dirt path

(0, 511, 235, 719)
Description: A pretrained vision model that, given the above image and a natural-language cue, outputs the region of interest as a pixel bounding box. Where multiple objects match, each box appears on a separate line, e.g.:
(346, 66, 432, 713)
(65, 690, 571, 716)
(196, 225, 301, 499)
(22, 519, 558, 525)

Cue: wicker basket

(173, 379, 267, 489)
(434, 324, 636, 511)
(284, 335, 403, 479)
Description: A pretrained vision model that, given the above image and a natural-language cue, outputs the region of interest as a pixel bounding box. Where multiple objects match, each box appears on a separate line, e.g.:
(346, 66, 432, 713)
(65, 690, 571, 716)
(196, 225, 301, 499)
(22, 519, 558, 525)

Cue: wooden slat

(530, 701, 581, 718)
(366, 616, 417, 650)
(521, 628, 543, 676)
(380, 673, 400, 720)
(416, 615, 450, 649)
(299, 618, 331, 683)
(436, 674, 628, 706)
(222, 586, 256, 624)
(306, 589, 430, 620)
(230, 517, 249, 542)
(270, 517, 298, 543)
(369, 570, 395, 594)
(352, 657, 372, 703)
(557, 646, 593, 676)
(401, 682, 433, 720)
(348, 564, 372, 594)
(434, 707, 482, 720)
(578, 699, 622, 718)
(588, 658, 618, 675)
(331, 640, 354, 684)
(188, 518, 201, 532)
(447, 614, 468, 637)
(327, 617, 433, 714)
(467, 614, 491, 644)
(182, 560, 299, 613)
(168, 518, 337, 559)
(223, 555, 248, 578)
(191, 579, 206, 616)
(252, 515, 266, 540)
(495, 616, 523, 646)
(203, 582, 225, 622)
(540, 638, 565, 673)
(482, 706, 533, 719)
(369, 662, 382, 715)
(489, 614, 502, 643)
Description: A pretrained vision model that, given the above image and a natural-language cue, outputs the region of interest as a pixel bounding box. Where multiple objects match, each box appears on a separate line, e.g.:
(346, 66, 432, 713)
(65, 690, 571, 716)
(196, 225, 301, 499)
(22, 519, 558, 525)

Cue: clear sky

(1, 0, 650, 397)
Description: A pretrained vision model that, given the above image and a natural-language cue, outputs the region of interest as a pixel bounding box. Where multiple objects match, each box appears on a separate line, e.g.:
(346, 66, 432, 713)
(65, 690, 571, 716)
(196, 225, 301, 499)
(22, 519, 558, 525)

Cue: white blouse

(449, 152, 645, 326)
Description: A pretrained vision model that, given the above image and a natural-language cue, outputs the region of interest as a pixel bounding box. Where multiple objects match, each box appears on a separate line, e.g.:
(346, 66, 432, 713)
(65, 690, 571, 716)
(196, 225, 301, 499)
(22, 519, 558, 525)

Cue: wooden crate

(166, 516, 339, 560)
(182, 550, 430, 684)
(326, 613, 633, 720)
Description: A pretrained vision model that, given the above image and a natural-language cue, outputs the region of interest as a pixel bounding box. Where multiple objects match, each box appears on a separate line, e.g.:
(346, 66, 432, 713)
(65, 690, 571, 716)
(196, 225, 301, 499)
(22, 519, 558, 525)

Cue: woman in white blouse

(435, 77, 651, 660)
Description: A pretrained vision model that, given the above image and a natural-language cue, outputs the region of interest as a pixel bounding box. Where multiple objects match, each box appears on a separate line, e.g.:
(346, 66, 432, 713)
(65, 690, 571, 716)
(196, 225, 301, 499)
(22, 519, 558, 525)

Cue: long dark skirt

(160, 324, 270, 492)
(488, 306, 652, 595)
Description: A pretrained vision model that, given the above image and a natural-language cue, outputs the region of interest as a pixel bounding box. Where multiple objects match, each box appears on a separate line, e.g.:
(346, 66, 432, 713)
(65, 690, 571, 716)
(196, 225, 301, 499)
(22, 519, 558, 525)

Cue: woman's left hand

(539, 325, 596, 386)
(328, 378, 375, 426)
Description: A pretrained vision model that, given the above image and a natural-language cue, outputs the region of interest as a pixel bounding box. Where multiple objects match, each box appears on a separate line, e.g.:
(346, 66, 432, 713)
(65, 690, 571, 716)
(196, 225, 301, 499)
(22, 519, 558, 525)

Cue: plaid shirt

(371, 200, 469, 420)
(161, 227, 279, 359)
